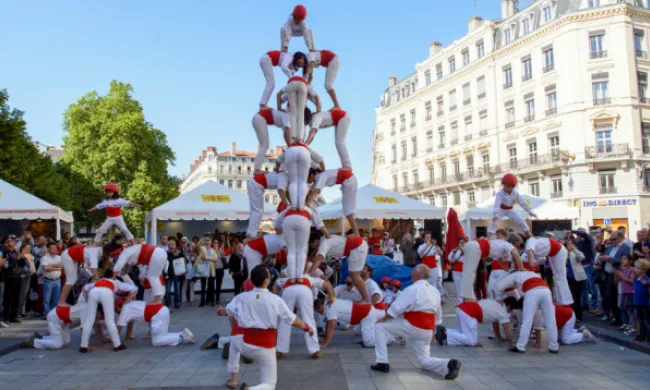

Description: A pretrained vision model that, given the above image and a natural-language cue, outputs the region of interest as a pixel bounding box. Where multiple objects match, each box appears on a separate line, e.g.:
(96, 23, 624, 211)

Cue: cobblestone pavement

(0, 284, 649, 390)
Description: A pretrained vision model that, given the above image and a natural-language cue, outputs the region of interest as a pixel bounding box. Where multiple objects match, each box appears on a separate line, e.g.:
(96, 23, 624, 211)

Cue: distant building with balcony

(34, 142, 65, 162)
(371, 0, 650, 236)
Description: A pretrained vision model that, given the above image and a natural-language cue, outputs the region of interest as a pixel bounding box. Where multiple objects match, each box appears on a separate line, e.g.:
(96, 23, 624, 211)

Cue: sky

(1, 0, 505, 197)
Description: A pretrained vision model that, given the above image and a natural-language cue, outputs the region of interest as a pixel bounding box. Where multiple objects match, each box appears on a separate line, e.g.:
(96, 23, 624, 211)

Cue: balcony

(437, 110, 444, 117)
(503, 82, 513, 90)
(585, 143, 630, 159)
(400, 126, 406, 133)
(543, 64, 555, 73)
(599, 186, 617, 194)
(478, 92, 486, 100)
(464, 134, 473, 141)
(593, 98, 612, 106)
(450, 105, 457, 111)
(505, 121, 515, 129)
(450, 139, 459, 145)
(637, 50, 647, 59)
(590, 50, 608, 59)
(426, 147, 433, 153)
(479, 129, 488, 136)
(546, 107, 557, 116)
(425, 115, 432, 121)
(524, 114, 535, 123)
(550, 191, 563, 199)
(390, 130, 396, 136)
(495, 152, 563, 174)
(463, 99, 471, 106)
(522, 73, 533, 82)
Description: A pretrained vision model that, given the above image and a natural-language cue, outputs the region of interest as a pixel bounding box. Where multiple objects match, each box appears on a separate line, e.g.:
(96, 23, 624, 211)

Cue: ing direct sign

(582, 199, 637, 207)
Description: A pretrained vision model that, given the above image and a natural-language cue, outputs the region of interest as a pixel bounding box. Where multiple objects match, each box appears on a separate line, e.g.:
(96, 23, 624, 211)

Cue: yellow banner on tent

(201, 194, 231, 203)
(324, 219, 340, 227)
(157, 221, 165, 231)
(373, 196, 399, 204)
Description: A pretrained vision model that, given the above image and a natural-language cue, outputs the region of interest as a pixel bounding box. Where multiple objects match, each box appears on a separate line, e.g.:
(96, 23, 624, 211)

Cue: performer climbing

(306, 168, 358, 235)
(22, 301, 87, 349)
(434, 299, 514, 347)
(242, 234, 286, 271)
(306, 50, 341, 109)
(116, 300, 195, 347)
(58, 244, 103, 306)
(246, 171, 288, 238)
(315, 297, 385, 348)
(88, 182, 141, 243)
(259, 50, 303, 109)
(252, 109, 290, 172)
(113, 244, 168, 304)
(489, 173, 536, 236)
(280, 5, 315, 52)
(305, 108, 351, 169)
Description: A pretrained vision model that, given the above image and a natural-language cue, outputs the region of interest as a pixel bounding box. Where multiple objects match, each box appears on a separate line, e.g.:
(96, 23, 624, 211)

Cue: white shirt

(525, 237, 552, 260)
(82, 247, 102, 269)
(307, 51, 335, 67)
(114, 244, 160, 273)
(283, 17, 314, 50)
(383, 289, 397, 305)
(493, 188, 531, 217)
(85, 278, 138, 295)
(258, 171, 287, 190)
(263, 234, 286, 255)
(276, 51, 295, 78)
(478, 299, 510, 324)
(263, 109, 290, 128)
(387, 279, 442, 326)
(116, 300, 147, 326)
(493, 271, 541, 301)
(335, 284, 362, 302)
(226, 287, 296, 329)
(95, 198, 131, 210)
(40, 254, 62, 280)
(310, 111, 340, 129)
(448, 248, 463, 263)
(274, 207, 324, 230)
(382, 239, 395, 255)
(313, 169, 341, 191)
(325, 298, 353, 324)
(417, 243, 439, 258)
(488, 239, 515, 261)
(280, 84, 318, 104)
(316, 235, 347, 257)
(365, 278, 384, 303)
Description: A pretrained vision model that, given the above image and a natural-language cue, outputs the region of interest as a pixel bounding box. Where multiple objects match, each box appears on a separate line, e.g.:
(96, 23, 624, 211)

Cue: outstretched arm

(320, 319, 336, 348)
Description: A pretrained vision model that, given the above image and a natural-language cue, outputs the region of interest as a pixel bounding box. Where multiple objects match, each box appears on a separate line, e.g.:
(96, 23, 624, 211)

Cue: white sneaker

(0, 321, 9, 328)
(180, 328, 195, 344)
(582, 329, 597, 343)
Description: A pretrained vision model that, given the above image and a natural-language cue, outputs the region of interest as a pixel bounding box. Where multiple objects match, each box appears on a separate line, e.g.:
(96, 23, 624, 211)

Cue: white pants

(429, 267, 445, 297)
(452, 271, 466, 304)
(81, 287, 121, 348)
(145, 249, 168, 298)
(247, 179, 265, 237)
(334, 114, 352, 169)
(242, 245, 264, 273)
(488, 270, 506, 299)
(281, 24, 314, 51)
(324, 56, 340, 92)
(181, 279, 195, 304)
(286, 81, 307, 140)
(560, 313, 584, 345)
(488, 209, 529, 234)
(517, 287, 558, 351)
(285, 146, 310, 208)
(34, 310, 70, 349)
(461, 241, 480, 299)
(61, 252, 81, 286)
(143, 288, 154, 303)
(259, 53, 276, 106)
(277, 285, 319, 354)
(447, 309, 479, 346)
(341, 175, 357, 216)
(348, 241, 368, 272)
(283, 215, 311, 279)
(150, 306, 182, 347)
(228, 337, 277, 390)
(252, 114, 272, 170)
(94, 215, 134, 242)
(375, 319, 450, 376)
(549, 247, 573, 305)
(356, 308, 385, 347)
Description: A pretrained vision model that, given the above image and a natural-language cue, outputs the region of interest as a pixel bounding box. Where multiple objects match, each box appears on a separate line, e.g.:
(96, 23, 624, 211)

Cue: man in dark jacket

(572, 229, 598, 311)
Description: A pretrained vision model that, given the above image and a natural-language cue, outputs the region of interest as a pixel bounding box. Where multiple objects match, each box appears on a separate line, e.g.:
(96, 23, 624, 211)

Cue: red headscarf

(445, 208, 467, 263)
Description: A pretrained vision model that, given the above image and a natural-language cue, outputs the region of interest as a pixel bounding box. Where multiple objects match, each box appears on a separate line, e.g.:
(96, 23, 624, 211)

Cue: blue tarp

(339, 255, 413, 290)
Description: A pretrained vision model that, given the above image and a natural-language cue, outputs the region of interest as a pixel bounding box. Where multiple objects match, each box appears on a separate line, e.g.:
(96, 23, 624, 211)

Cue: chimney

(388, 76, 397, 87)
(202, 150, 207, 157)
(207, 146, 216, 153)
(501, 0, 515, 19)
(468, 16, 483, 33)
(230, 142, 236, 156)
(429, 41, 442, 57)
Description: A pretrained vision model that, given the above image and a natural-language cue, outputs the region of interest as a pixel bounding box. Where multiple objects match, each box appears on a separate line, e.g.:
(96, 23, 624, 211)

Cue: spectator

(68, 236, 80, 247)
(401, 230, 415, 267)
(17, 244, 35, 318)
(633, 259, 650, 342)
(61, 232, 72, 249)
(368, 229, 382, 255)
(159, 235, 169, 250)
(382, 232, 394, 259)
(40, 243, 62, 317)
(618, 226, 634, 248)
(31, 236, 48, 315)
(567, 238, 586, 323)
(632, 228, 648, 260)
(180, 237, 196, 306)
(197, 238, 217, 307)
(598, 231, 630, 326)
(593, 238, 608, 317)
(32, 236, 47, 260)
(572, 228, 598, 312)
(228, 236, 248, 295)
(2, 236, 26, 323)
(413, 228, 424, 262)
(474, 258, 488, 300)
(212, 240, 227, 304)
(165, 240, 182, 309)
(615, 255, 635, 334)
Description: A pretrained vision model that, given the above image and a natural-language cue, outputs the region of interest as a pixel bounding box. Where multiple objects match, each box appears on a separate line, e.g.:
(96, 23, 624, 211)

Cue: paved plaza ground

(1, 282, 649, 390)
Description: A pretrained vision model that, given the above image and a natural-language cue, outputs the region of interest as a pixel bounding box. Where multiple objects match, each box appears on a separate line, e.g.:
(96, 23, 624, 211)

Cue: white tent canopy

(461, 193, 579, 221)
(145, 180, 276, 242)
(0, 178, 74, 239)
(317, 184, 444, 220)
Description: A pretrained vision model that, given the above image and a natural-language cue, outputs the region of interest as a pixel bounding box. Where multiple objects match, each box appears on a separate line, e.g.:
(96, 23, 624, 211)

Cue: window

(264, 195, 270, 203)
(436, 63, 443, 80)
(392, 175, 398, 192)
(479, 110, 488, 134)
(441, 194, 448, 209)
(219, 179, 225, 185)
(525, 97, 535, 122)
(428, 166, 434, 182)
(462, 83, 471, 105)
(440, 164, 447, 182)
(462, 49, 470, 66)
(595, 124, 613, 153)
(589, 32, 606, 58)
(410, 109, 416, 127)
(477, 76, 486, 99)
(546, 88, 557, 115)
(477, 41, 485, 59)
(481, 153, 490, 169)
(464, 115, 473, 139)
(549, 134, 560, 155)
(505, 29, 512, 44)
(400, 114, 406, 132)
(522, 57, 532, 81)
(272, 195, 278, 204)
(228, 165, 232, 173)
(552, 177, 563, 198)
(228, 180, 233, 188)
(599, 170, 616, 194)
(411, 137, 418, 157)
(543, 7, 552, 23)
(453, 192, 461, 205)
(528, 141, 538, 164)
(449, 57, 456, 73)
(639, 72, 648, 103)
(468, 190, 476, 205)
(588, 0, 600, 8)
(402, 173, 408, 188)
(508, 146, 518, 168)
(390, 119, 396, 135)
(449, 89, 457, 111)
(401, 141, 407, 161)
(503, 66, 513, 88)
(237, 180, 243, 189)
(429, 196, 435, 206)
(437, 96, 444, 115)
(453, 160, 460, 176)
(505, 104, 515, 127)
(425, 101, 432, 121)
(529, 181, 540, 197)
(450, 122, 458, 144)
(635, 30, 645, 58)
(643, 123, 650, 154)
(237, 166, 242, 174)
(219, 165, 225, 173)
(522, 19, 530, 36)
(426, 130, 433, 152)
(543, 47, 554, 72)
(467, 155, 474, 177)
(391, 144, 397, 162)
(425, 70, 432, 86)
(592, 77, 609, 105)
(438, 127, 446, 148)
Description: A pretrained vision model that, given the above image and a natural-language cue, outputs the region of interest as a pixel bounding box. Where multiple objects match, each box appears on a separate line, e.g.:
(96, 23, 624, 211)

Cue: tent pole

(340, 218, 344, 234)
(144, 213, 149, 244)
(151, 213, 157, 245)
(55, 218, 61, 240)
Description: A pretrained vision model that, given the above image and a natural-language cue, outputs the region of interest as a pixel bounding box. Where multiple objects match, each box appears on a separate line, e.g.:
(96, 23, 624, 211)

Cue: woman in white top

(259, 51, 307, 109)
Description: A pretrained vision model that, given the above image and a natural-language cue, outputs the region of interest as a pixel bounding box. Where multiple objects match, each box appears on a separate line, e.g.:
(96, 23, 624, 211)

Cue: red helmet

(501, 173, 518, 187)
(104, 182, 119, 193)
(243, 279, 255, 292)
(380, 276, 390, 284)
(390, 280, 402, 289)
(292, 5, 307, 20)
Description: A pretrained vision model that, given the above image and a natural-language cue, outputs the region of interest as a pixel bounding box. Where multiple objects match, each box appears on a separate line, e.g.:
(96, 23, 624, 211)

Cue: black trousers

(233, 275, 246, 295)
(636, 305, 650, 341)
(605, 273, 621, 325)
(215, 269, 225, 303)
(568, 277, 583, 322)
(3, 277, 22, 321)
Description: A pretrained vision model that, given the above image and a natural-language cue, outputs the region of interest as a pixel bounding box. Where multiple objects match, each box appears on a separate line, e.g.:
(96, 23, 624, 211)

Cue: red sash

(522, 277, 549, 292)
(422, 256, 437, 269)
(55, 306, 72, 324)
(286, 209, 310, 219)
(144, 303, 164, 322)
(344, 236, 363, 256)
(288, 76, 307, 85)
(404, 311, 436, 330)
(491, 260, 508, 271)
(106, 207, 122, 217)
(288, 142, 308, 150)
(258, 109, 275, 125)
(138, 244, 156, 265)
(453, 261, 463, 273)
(350, 303, 372, 325)
(143, 275, 165, 290)
(500, 204, 513, 210)
(335, 169, 354, 185)
(253, 173, 268, 188)
(330, 109, 346, 126)
(267, 50, 281, 66)
(248, 237, 268, 256)
(458, 302, 483, 323)
(231, 320, 245, 336)
(374, 302, 389, 311)
(284, 278, 312, 289)
(478, 239, 491, 258)
(522, 262, 540, 272)
(95, 279, 115, 291)
(548, 239, 562, 257)
(68, 245, 86, 263)
(555, 304, 573, 329)
(276, 250, 287, 266)
(243, 328, 277, 348)
(320, 50, 336, 67)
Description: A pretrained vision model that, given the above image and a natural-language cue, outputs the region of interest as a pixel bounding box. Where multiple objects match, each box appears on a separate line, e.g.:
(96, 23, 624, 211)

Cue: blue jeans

(165, 278, 181, 308)
(581, 265, 599, 310)
(42, 278, 61, 315)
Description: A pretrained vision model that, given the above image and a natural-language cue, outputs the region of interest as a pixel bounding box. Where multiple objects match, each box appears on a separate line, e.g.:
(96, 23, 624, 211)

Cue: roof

(0, 178, 73, 222)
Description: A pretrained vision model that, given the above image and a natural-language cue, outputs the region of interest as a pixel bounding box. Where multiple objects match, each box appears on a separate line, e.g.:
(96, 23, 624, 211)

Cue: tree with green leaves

(62, 80, 178, 233)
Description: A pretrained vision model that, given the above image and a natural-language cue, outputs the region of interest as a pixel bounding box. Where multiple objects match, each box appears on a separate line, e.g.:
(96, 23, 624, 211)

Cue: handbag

(172, 258, 186, 276)
(197, 261, 210, 277)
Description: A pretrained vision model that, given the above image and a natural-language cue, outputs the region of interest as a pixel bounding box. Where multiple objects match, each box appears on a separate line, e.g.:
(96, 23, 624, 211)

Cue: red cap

(104, 182, 119, 193)
(380, 276, 390, 284)
(292, 5, 307, 20)
(501, 173, 518, 187)
(390, 280, 402, 289)
(243, 279, 255, 292)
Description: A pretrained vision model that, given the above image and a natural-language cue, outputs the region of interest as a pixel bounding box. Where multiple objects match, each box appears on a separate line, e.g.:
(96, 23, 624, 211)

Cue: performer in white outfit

(280, 5, 315, 52)
(362, 265, 385, 306)
(522, 235, 573, 306)
(315, 298, 385, 348)
(436, 299, 514, 347)
(305, 109, 352, 169)
(116, 300, 195, 347)
(226, 266, 314, 390)
(306, 168, 359, 235)
(553, 304, 596, 344)
(246, 171, 288, 238)
(79, 275, 137, 352)
(113, 244, 168, 302)
(89, 182, 141, 243)
(306, 50, 341, 108)
(242, 234, 286, 271)
(58, 245, 103, 306)
(493, 271, 559, 353)
(448, 238, 467, 304)
(259, 50, 297, 108)
(281, 144, 312, 208)
(275, 275, 333, 358)
(489, 173, 536, 235)
(282, 77, 310, 141)
(416, 232, 444, 294)
(335, 277, 362, 302)
(371, 264, 461, 380)
(252, 109, 290, 171)
(28, 302, 86, 349)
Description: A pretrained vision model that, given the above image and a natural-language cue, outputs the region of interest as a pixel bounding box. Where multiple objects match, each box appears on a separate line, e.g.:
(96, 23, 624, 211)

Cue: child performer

(489, 174, 536, 237)
(89, 183, 142, 243)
